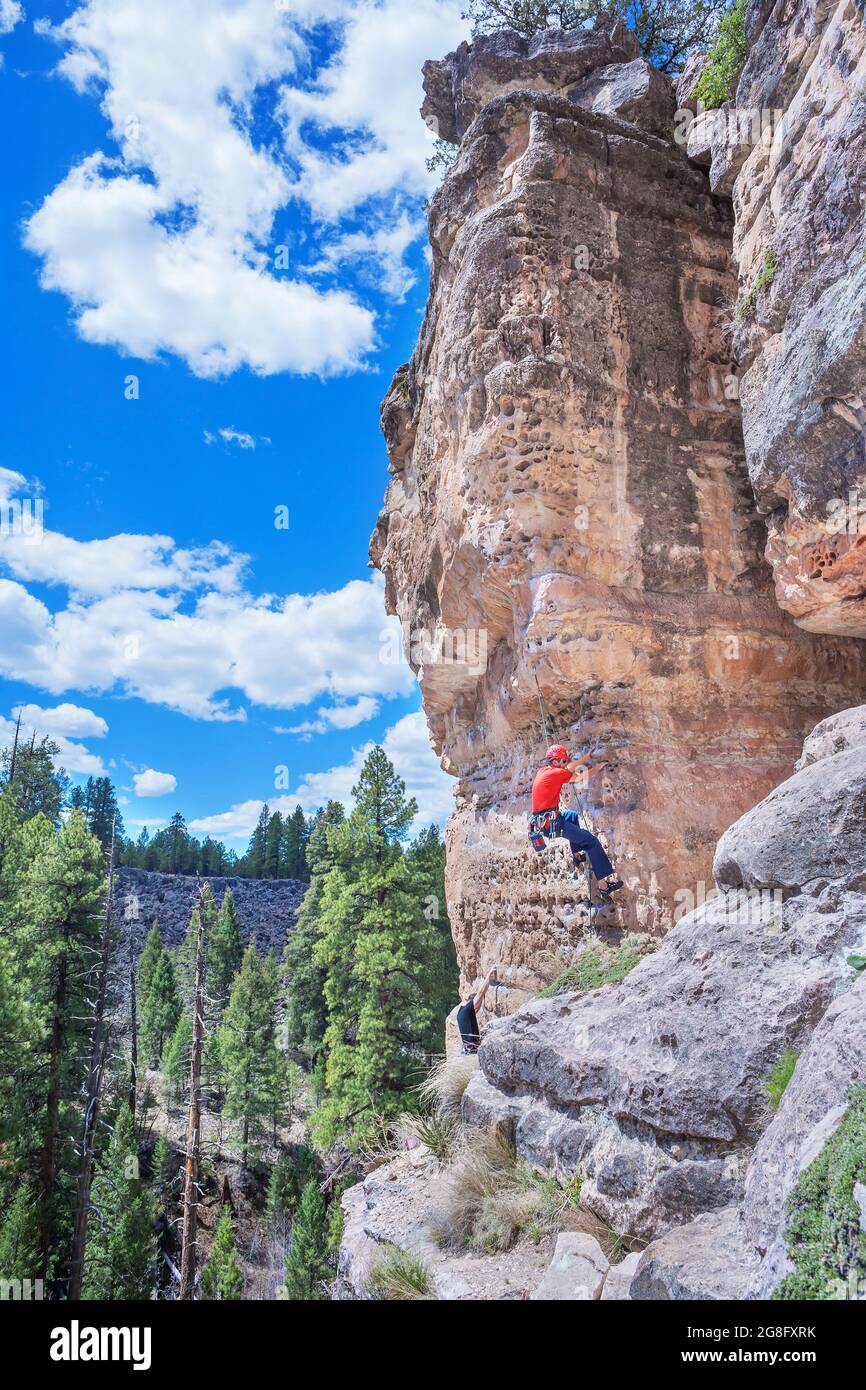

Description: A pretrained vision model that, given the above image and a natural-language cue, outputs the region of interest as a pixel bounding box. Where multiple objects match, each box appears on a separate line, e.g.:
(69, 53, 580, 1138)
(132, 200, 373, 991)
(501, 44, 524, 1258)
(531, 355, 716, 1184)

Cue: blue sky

(0, 0, 469, 846)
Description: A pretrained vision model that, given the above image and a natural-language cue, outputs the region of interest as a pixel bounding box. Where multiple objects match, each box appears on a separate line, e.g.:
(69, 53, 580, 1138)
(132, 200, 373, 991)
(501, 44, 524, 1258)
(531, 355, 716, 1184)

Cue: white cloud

(204, 427, 269, 450)
(12, 701, 108, 739)
(0, 528, 245, 599)
(306, 209, 425, 301)
(0, 572, 413, 722)
(0, 701, 108, 776)
(0, 2, 23, 36)
(277, 694, 380, 736)
(26, 1, 376, 377)
(190, 709, 453, 840)
(24, 0, 467, 377)
(0, 468, 30, 502)
(282, 0, 466, 221)
(1, 469, 414, 722)
(133, 768, 177, 797)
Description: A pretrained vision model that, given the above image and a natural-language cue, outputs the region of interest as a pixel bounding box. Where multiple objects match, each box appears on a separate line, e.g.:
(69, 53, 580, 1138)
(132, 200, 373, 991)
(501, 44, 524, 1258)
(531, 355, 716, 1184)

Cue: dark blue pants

(556, 811, 614, 882)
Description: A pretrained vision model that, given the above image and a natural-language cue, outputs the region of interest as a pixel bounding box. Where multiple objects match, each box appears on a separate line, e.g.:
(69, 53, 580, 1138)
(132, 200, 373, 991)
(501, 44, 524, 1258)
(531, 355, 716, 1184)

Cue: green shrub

(366, 1246, 436, 1300)
(774, 1087, 866, 1300)
(399, 1109, 461, 1164)
(694, 0, 747, 109)
(736, 246, 778, 321)
(766, 1049, 799, 1112)
(539, 940, 650, 998)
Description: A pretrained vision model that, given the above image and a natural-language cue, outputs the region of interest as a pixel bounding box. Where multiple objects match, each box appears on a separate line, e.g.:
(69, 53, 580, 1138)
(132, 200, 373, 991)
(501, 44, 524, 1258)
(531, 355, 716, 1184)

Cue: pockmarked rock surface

(723, 0, 866, 636)
(463, 714, 866, 1247)
(372, 21, 866, 1008)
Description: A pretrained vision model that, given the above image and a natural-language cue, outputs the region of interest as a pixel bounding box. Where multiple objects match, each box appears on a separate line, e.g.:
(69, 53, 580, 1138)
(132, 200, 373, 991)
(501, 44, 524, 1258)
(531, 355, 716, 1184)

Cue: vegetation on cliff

(465, 0, 730, 70)
(693, 0, 747, 107)
(775, 1087, 866, 1300)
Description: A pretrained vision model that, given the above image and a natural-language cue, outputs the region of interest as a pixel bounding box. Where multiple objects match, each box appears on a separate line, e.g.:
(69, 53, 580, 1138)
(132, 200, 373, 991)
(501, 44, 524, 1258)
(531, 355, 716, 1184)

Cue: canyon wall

(371, 18, 866, 1009)
(718, 0, 865, 635)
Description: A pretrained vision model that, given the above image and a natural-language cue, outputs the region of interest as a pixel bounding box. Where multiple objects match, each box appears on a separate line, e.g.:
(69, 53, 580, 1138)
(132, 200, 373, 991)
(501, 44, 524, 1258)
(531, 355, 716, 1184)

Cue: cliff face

(721, 0, 866, 635)
(371, 20, 866, 1008)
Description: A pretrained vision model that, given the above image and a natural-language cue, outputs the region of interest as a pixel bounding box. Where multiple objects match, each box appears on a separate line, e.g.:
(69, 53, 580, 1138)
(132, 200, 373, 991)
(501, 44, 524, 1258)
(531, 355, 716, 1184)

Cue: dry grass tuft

(417, 1054, 479, 1118)
(365, 1246, 437, 1301)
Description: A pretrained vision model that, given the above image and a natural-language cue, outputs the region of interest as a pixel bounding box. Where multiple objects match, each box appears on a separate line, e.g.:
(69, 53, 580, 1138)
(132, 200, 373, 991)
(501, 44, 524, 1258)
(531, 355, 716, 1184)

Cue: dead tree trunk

(68, 817, 117, 1301)
(179, 887, 207, 1299)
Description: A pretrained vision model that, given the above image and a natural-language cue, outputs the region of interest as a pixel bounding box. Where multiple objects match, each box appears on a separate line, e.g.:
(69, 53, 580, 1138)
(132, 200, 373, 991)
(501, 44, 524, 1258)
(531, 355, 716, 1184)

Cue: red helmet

(545, 744, 569, 763)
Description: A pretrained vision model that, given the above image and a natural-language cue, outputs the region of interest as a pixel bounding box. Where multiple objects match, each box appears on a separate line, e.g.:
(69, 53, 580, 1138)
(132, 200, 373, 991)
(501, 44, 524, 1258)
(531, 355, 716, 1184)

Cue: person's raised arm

(473, 967, 497, 1013)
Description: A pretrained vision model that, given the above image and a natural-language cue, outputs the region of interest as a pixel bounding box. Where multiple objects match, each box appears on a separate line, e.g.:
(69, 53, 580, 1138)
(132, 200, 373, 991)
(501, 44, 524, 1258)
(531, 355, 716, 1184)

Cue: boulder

(568, 58, 676, 140)
(797, 705, 866, 770)
(713, 744, 866, 890)
(630, 1206, 758, 1300)
(420, 20, 639, 143)
(675, 51, 706, 112)
(600, 1250, 641, 1300)
(531, 1232, 608, 1300)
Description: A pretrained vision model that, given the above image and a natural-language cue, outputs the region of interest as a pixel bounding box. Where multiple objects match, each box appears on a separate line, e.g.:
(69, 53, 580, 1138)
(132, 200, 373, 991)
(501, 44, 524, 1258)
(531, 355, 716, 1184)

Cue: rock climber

(456, 967, 497, 1054)
(530, 744, 624, 899)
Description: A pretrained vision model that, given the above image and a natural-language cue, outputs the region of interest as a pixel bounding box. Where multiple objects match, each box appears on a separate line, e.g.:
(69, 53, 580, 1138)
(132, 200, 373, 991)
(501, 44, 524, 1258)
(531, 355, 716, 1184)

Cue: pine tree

(163, 811, 191, 874)
(152, 1133, 175, 1192)
(0, 729, 69, 824)
(283, 1179, 328, 1300)
(266, 1153, 294, 1235)
(243, 804, 270, 878)
(264, 812, 283, 879)
(405, 824, 459, 1053)
(142, 950, 182, 1064)
(0, 1185, 39, 1280)
(82, 1108, 157, 1300)
(161, 1011, 192, 1103)
(285, 800, 344, 1058)
(80, 776, 125, 850)
(137, 921, 162, 1003)
(266, 1145, 318, 1234)
(24, 811, 106, 1282)
(207, 887, 244, 1016)
(201, 1205, 244, 1300)
(311, 750, 438, 1146)
(221, 944, 278, 1167)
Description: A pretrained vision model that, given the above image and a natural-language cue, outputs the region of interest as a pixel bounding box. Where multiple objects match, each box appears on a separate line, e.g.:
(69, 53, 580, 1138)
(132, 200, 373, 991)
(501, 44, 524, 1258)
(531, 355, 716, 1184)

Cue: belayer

(456, 968, 496, 1054)
(529, 745, 624, 900)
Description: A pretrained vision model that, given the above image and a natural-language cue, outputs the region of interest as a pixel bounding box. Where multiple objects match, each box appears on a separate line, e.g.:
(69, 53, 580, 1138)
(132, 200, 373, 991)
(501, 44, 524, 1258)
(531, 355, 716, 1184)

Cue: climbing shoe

(598, 878, 624, 899)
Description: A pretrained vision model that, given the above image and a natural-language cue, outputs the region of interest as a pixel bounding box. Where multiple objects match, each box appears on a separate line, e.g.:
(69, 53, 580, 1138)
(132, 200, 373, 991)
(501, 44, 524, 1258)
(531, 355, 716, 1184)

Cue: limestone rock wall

(721, 0, 866, 635)
(463, 711, 866, 1257)
(372, 23, 866, 1008)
